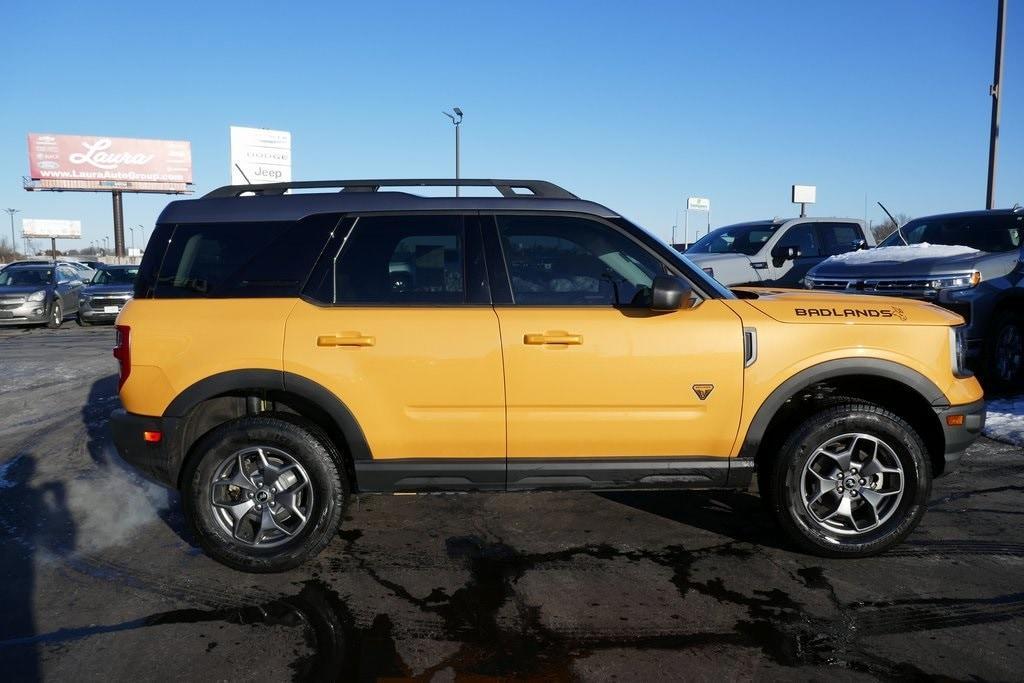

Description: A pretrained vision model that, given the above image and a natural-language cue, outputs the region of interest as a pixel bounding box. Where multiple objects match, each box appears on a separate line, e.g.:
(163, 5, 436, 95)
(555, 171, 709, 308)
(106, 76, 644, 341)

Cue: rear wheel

(183, 415, 348, 573)
(46, 299, 63, 329)
(762, 402, 931, 558)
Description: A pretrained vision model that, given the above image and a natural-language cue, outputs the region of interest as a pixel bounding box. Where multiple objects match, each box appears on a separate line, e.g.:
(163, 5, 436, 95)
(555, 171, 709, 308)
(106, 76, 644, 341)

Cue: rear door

(284, 213, 506, 490)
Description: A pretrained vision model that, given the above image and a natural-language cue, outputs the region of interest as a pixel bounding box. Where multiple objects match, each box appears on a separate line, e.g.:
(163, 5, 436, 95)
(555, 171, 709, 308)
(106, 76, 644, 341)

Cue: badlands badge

(692, 384, 715, 401)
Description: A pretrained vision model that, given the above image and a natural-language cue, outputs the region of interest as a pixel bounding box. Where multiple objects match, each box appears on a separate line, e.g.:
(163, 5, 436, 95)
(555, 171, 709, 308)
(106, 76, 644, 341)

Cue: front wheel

(46, 299, 63, 329)
(984, 311, 1023, 391)
(183, 415, 348, 572)
(762, 402, 931, 558)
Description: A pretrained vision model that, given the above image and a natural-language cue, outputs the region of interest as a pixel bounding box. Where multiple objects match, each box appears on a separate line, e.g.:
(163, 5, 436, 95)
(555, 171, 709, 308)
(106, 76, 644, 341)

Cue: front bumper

(934, 398, 986, 472)
(110, 409, 182, 488)
(0, 301, 49, 325)
(80, 299, 127, 322)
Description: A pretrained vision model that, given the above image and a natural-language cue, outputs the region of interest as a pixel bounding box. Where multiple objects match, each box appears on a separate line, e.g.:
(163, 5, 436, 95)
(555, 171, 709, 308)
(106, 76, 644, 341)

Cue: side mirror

(771, 244, 801, 261)
(856, 239, 869, 251)
(651, 275, 693, 311)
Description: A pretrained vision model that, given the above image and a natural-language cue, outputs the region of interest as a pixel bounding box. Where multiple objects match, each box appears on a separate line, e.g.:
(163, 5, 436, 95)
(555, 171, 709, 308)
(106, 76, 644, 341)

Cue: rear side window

(818, 222, 864, 256)
(329, 215, 466, 304)
(151, 215, 338, 298)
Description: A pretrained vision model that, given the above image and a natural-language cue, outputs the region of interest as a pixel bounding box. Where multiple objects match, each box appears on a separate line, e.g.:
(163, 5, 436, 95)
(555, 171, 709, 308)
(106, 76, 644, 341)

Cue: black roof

(906, 207, 1024, 223)
(158, 179, 620, 224)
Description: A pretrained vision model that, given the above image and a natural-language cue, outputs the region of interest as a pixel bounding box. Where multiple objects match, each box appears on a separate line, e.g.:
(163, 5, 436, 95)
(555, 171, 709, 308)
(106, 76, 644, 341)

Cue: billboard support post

(986, 0, 1007, 210)
(112, 191, 125, 258)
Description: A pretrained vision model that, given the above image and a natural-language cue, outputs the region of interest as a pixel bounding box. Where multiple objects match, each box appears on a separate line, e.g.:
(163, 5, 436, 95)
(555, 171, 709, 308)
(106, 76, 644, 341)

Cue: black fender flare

(164, 368, 373, 462)
(738, 358, 947, 460)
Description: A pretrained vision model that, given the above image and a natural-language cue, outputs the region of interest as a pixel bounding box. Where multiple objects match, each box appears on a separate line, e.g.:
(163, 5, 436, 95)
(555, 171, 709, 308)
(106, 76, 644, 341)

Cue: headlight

(950, 326, 971, 378)
(931, 271, 981, 291)
(27, 290, 46, 302)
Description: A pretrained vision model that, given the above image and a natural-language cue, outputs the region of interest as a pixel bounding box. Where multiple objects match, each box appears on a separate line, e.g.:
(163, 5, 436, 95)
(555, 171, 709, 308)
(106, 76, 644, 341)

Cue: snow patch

(984, 396, 1024, 447)
(825, 243, 979, 265)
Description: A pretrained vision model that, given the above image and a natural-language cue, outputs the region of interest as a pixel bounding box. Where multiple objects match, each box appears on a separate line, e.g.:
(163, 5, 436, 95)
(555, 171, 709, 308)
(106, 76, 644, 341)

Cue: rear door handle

(524, 332, 583, 345)
(317, 333, 376, 347)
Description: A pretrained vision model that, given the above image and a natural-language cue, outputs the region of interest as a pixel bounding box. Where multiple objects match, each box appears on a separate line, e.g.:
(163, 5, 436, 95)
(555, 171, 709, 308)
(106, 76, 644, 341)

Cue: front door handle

(317, 333, 376, 347)
(524, 332, 583, 345)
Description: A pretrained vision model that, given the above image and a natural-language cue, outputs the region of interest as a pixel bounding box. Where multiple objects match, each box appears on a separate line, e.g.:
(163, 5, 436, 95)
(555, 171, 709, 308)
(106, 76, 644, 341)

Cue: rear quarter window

(146, 215, 339, 298)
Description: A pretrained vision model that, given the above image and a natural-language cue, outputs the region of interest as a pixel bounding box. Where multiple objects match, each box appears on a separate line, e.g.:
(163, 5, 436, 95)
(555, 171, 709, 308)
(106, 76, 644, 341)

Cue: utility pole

(443, 108, 463, 195)
(4, 208, 20, 257)
(986, 0, 1007, 209)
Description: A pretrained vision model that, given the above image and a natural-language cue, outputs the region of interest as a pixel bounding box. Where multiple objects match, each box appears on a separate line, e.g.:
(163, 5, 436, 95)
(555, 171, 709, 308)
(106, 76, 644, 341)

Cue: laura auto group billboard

(27, 133, 193, 193)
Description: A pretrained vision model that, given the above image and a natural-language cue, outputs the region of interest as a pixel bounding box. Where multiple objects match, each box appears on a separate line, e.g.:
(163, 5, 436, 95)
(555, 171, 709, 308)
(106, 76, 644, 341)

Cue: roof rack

(203, 179, 578, 200)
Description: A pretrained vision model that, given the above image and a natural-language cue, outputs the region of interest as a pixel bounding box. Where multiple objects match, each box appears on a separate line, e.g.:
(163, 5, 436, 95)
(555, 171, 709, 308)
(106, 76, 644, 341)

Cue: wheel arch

(741, 358, 949, 476)
(164, 370, 372, 489)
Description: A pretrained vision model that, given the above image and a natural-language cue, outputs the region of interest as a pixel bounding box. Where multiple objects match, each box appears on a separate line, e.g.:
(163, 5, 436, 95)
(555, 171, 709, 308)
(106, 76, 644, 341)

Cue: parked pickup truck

(806, 208, 1024, 389)
(686, 217, 873, 287)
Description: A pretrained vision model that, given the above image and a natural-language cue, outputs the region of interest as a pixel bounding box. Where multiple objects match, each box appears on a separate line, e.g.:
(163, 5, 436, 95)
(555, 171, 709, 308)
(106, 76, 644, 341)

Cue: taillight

(113, 325, 131, 390)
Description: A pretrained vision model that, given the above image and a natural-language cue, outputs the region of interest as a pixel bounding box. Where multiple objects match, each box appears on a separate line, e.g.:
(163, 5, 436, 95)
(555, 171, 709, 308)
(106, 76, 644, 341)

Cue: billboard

(22, 219, 82, 239)
(27, 133, 192, 192)
(687, 197, 710, 212)
(792, 184, 817, 204)
(230, 126, 291, 185)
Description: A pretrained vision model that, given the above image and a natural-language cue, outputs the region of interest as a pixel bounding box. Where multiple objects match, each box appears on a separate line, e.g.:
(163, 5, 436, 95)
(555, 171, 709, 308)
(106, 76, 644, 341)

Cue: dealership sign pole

(24, 134, 193, 258)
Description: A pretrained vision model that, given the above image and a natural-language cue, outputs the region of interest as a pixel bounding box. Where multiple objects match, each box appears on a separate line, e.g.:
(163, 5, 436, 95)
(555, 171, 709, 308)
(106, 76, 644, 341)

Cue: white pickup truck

(685, 217, 873, 287)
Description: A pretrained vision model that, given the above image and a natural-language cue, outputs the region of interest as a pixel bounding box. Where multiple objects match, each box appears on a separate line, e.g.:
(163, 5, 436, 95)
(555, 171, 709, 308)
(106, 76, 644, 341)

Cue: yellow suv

(110, 179, 985, 572)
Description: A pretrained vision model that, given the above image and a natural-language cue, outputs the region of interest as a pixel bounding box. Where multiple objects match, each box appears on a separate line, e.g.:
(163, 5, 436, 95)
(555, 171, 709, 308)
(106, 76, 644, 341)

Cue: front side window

(497, 215, 667, 306)
(332, 215, 465, 304)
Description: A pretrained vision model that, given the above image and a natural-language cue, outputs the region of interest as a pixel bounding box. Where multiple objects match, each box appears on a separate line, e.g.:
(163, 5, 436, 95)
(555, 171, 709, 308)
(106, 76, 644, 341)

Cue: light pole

(128, 226, 135, 252)
(986, 0, 1007, 209)
(103, 237, 109, 254)
(137, 224, 146, 251)
(443, 107, 463, 196)
(4, 208, 19, 257)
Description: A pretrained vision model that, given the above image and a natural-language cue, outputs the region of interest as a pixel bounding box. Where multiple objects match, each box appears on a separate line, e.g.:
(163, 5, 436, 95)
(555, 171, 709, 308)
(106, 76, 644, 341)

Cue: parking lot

(0, 324, 1018, 679)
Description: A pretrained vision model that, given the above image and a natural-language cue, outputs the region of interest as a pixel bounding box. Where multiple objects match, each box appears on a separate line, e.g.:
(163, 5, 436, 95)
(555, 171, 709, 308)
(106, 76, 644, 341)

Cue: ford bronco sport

(110, 179, 985, 572)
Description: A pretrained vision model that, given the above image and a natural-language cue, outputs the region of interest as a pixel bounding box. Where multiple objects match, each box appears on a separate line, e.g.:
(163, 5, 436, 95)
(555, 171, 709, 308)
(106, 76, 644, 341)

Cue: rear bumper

(934, 398, 986, 473)
(109, 409, 181, 488)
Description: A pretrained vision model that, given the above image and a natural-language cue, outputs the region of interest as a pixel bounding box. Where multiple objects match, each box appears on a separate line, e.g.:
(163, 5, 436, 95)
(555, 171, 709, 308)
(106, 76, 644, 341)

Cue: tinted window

(0, 268, 52, 287)
(687, 221, 779, 256)
(92, 267, 139, 285)
(497, 215, 667, 306)
(331, 215, 465, 304)
(818, 223, 864, 256)
(152, 216, 337, 298)
(880, 214, 1023, 252)
(779, 223, 820, 257)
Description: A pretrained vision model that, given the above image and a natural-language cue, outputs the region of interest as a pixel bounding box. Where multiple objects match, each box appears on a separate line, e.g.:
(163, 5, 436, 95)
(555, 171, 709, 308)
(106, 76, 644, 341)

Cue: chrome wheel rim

(995, 323, 1023, 382)
(209, 446, 314, 547)
(52, 303, 60, 325)
(800, 433, 904, 536)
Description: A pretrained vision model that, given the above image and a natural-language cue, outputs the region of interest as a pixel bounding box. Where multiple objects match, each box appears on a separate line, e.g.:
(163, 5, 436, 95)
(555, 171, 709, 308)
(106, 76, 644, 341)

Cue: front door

(284, 214, 505, 490)
(488, 214, 745, 469)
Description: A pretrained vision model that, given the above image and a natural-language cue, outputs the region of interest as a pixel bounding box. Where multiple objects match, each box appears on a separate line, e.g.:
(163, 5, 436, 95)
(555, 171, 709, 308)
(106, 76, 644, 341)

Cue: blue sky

(1, 1, 1020, 250)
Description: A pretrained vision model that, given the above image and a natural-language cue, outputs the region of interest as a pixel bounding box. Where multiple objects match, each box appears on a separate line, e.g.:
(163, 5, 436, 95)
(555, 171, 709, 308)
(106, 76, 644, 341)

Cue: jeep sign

(230, 126, 292, 185)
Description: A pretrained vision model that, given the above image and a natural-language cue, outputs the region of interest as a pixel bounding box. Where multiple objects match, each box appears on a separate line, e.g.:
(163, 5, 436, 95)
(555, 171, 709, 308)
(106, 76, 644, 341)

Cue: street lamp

(4, 208, 20, 257)
(137, 224, 146, 251)
(442, 107, 463, 196)
(128, 226, 135, 252)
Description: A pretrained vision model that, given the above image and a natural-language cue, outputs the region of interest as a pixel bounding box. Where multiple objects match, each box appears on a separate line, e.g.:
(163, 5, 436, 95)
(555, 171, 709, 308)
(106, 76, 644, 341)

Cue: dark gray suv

(806, 208, 1024, 389)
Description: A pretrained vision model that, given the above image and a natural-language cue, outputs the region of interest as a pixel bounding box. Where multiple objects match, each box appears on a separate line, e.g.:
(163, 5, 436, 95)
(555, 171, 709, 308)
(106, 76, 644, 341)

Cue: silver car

(0, 264, 85, 328)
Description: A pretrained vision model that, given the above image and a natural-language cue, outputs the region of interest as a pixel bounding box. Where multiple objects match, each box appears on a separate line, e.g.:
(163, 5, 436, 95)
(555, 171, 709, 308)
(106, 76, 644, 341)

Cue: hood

(732, 287, 963, 326)
(810, 244, 984, 278)
(0, 284, 52, 297)
(83, 283, 133, 295)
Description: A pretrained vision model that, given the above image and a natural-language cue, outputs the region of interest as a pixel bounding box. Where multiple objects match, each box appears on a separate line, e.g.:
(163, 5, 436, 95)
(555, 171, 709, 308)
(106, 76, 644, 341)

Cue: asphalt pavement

(0, 324, 1021, 681)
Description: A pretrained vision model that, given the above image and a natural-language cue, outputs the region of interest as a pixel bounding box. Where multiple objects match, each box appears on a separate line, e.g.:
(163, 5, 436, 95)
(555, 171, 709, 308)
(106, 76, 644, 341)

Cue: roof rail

(202, 179, 579, 200)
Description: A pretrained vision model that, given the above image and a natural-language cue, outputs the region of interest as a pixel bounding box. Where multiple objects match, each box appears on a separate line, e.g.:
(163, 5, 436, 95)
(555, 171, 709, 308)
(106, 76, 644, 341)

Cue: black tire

(761, 402, 931, 558)
(76, 313, 91, 327)
(183, 415, 348, 573)
(46, 299, 63, 329)
(983, 310, 1023, 392)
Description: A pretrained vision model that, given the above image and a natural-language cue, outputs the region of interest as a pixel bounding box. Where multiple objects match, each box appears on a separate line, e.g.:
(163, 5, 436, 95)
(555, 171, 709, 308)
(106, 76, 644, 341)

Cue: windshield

(881, 214, 1022, 252)
(687, 221, 780, 256)
(92, 267, 139, 285)
(0, 268, 53, 287)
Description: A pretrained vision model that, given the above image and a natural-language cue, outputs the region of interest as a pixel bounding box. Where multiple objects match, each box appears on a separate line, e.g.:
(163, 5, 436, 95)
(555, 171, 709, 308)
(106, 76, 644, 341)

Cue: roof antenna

(878, 201, 907, 245)
(234, 163, 253, 185)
